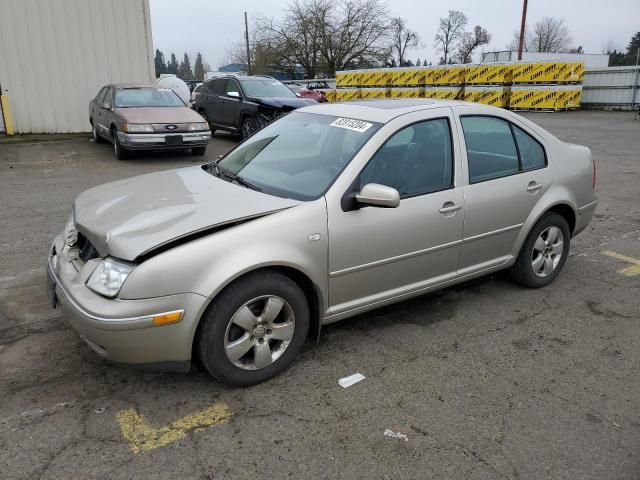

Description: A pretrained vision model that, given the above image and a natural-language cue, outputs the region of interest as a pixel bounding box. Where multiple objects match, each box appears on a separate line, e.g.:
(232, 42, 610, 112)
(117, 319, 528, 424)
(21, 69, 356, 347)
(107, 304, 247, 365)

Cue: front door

(455, 108, 553, 273)
(327, 113, 465, 316)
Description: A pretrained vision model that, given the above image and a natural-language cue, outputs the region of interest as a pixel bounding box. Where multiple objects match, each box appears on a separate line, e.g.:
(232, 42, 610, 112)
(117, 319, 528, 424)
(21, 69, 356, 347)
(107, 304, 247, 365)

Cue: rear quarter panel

(505, 112, 596, 257)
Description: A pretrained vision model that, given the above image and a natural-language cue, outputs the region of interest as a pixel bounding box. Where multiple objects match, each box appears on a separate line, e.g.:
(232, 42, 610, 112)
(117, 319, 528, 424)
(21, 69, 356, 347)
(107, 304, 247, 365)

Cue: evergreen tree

(194, 52, 205, 81)
(178, 53, 194, 80)
(154, 49, 167, 78)
(423, 59, 428, 66)
(416, 58, 421, 67)
(167, 53, 179, 75)
(627, 32, 640, 62)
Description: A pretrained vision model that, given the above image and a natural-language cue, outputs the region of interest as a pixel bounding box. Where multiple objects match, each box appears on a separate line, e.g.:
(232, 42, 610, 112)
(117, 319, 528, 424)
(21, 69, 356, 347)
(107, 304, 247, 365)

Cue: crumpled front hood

(73, 167, 301, 261)
(248, 96, 317, 109)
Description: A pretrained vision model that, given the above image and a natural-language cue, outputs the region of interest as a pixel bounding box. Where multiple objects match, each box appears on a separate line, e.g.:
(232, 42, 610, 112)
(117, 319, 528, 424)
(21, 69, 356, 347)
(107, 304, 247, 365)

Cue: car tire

(91, 122, 104, 143)
(509, 212, 571, 288)
(197, 271, 310, 387)
(241, 116, 258, 140)
(192, 146, 207, 156)
(112, 128, 131, 160)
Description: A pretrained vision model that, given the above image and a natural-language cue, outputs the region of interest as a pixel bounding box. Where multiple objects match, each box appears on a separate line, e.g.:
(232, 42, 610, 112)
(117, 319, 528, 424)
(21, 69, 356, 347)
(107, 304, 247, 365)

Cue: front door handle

(439, 202, 462, 215)
(526, 181, 543, 193)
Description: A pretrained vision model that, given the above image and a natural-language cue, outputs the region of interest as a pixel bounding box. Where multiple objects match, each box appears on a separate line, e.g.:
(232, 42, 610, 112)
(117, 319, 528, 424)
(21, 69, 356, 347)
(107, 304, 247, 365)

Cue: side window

(225, 80, 240, 96)
(461, 116, 519, 183)
(360, 118, 453, 198)
(101, 87, 113, 106)
(210, 79, 225, 95)
(95, 87, 107, 103)
(513, 125, 546, 170)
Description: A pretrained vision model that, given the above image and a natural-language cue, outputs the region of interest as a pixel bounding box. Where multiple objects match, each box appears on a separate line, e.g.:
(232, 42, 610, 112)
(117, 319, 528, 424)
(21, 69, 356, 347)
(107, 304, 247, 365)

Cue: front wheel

(241, 116, 258, 140)
(197, 271, 310, 387)
(112, 129, 131, 160)
(192, 146, 207, 156)
(509, 212, 570, 288)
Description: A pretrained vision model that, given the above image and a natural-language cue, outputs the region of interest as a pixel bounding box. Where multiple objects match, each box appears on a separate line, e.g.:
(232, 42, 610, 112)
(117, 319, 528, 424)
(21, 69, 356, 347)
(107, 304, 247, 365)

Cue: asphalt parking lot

(1, 110, 639, 479)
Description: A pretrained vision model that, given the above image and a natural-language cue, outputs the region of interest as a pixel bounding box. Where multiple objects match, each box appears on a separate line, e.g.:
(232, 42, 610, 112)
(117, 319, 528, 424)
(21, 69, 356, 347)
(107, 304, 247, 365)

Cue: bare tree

(318, 0, 391, 74)
(529, 17, 572, 53)
(507, 28, 531, 51)
(456, 25, 491, 63)
(389, 17, 420, 67)
(434, 10, 467, 64)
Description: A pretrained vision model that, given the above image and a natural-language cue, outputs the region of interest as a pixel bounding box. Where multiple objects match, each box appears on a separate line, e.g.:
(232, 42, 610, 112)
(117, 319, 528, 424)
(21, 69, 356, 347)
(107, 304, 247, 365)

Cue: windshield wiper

(226, 172, 262, 191)
(211, 162, 261, 192)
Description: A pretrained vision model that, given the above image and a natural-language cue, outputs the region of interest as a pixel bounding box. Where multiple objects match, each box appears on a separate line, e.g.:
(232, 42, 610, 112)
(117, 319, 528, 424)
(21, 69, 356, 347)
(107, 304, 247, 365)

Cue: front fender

(119, 200, 329, 308)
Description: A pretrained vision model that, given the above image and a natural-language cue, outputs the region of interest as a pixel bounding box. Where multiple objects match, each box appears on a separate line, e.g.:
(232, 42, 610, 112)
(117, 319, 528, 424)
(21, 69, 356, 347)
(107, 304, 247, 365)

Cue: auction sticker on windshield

(330, 118, 373, 133)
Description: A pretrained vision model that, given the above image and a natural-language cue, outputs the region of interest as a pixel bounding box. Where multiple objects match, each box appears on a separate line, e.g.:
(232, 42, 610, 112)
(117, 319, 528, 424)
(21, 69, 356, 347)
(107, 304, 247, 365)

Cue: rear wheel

(197, 271, 309, 387)
(509, 212, 570, 288)
(241, 116, 258, 140)
(112, 128, 131, 160)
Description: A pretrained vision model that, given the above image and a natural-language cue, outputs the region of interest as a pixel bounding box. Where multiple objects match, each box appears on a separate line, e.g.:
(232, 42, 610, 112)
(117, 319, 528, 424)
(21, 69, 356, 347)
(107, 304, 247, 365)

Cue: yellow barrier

(466, 64, 512, 84)
(553, 86, 582, 108)
(463, 86, 510, 107)
(359, 88, 389, 99)
(334, 88, 361, 102)
(0, 94, 14, 135)
(389, 87, 424, 98)
(336, 70, 361, 88)
(390, 67, 425, 86)
(431, 65, 466, 85)
(555, 62, 584, 83)
(424, 87, 464, 100)
(320, 89, 337, 102)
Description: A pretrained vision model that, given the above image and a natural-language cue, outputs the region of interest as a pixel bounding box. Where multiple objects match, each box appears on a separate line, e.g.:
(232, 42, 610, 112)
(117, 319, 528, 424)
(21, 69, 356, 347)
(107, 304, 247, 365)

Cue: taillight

(592, 158, 596, 189)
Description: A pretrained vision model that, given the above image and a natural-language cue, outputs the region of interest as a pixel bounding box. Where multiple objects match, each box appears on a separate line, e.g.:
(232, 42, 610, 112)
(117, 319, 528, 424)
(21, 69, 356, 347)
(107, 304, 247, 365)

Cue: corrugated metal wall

(0, 0, 154, 133)
(582, 66, 640, 109)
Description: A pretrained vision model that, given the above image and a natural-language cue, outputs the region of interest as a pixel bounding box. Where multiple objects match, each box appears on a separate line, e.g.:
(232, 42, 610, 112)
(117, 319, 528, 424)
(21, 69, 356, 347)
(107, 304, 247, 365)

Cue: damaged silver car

(48, 99, 597, 386)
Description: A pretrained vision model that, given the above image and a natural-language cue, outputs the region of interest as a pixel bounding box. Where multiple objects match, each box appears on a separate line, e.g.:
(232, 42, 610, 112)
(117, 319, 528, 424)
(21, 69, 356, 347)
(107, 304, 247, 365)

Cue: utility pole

(517, 0, 528, 61)
(244, 12, 252, 75)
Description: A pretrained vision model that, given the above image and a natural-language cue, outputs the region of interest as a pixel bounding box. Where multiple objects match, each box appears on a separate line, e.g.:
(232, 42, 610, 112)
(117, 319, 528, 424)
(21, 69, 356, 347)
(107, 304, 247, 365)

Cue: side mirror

(355, 183, 400, 208)
(227, 91, 240, 99)
(103, 102, 111, 110)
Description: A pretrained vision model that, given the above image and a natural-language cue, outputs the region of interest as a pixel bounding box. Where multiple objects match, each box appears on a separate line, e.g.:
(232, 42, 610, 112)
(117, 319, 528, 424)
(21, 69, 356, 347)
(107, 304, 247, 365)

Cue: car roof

(109, 83, 157, 89)
(298, 99, 471, 123)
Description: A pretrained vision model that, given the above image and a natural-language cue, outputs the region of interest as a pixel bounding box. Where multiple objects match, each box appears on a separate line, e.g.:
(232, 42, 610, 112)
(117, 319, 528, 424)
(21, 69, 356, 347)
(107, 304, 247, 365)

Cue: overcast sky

(149, 0, 639, 69)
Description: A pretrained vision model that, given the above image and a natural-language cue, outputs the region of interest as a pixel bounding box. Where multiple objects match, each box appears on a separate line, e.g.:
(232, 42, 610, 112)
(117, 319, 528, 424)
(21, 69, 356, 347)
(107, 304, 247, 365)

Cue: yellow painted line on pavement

(117, 402, 232, 454)
(602, 250, 640, 277)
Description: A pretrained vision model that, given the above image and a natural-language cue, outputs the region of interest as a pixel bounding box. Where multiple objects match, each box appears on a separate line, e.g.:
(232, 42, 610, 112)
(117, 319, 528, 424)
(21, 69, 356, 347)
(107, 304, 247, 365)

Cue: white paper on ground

(338, 372, 366, 388)
(384, 429, 409, 441)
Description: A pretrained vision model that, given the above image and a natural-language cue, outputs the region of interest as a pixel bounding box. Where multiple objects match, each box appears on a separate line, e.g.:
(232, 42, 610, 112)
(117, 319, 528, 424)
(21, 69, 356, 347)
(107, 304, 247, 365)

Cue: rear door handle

(439, 202, 462, 215)
(526, 181, 543, 193)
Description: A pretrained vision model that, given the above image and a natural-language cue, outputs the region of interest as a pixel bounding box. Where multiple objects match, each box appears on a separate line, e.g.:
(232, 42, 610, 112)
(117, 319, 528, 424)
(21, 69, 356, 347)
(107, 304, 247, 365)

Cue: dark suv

(193, 75, 317, 139)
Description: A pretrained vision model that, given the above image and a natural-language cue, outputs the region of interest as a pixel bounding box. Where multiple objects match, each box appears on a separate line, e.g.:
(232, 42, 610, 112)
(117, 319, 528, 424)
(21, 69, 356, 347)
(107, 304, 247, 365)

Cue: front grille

(151, 123, 188, 133)
(77, 232, 98, 262)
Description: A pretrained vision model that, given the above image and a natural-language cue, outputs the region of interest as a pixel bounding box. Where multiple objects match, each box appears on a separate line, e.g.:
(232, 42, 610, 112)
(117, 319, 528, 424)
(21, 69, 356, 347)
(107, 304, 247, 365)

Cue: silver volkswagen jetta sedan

(48, 99, 597, 386)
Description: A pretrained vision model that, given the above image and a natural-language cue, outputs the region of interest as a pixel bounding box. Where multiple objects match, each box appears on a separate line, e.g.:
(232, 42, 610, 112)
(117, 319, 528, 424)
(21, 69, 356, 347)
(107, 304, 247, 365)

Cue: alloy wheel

(223, 295, 295, 370)
(531, 226, 564, 277)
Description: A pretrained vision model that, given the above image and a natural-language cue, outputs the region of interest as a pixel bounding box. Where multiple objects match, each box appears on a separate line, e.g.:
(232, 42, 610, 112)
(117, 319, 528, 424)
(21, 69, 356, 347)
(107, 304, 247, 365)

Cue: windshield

(114, 88, 185, 107)
(215, 112, 382, 200)
(241, 78, 297, 98)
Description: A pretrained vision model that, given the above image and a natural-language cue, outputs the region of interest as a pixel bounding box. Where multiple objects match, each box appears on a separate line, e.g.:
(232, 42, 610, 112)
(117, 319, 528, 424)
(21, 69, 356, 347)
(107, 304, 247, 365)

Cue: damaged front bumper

(47, 234, 208, 371)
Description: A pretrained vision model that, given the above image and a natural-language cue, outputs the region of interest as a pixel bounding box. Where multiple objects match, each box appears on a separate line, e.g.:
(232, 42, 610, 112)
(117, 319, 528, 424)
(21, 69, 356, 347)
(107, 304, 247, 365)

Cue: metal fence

(582, 66, 640, 110)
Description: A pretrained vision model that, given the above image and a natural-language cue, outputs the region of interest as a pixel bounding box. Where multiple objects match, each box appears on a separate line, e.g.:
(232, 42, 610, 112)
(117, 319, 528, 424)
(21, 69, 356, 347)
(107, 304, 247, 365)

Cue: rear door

(219, 79, 243, 127)
(94, 87, 112, 137)
(454, 106, 552, 274)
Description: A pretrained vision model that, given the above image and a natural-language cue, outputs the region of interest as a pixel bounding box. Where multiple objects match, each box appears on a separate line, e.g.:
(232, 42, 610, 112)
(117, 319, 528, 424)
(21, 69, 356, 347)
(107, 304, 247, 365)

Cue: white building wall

(0, 0, 154, 133)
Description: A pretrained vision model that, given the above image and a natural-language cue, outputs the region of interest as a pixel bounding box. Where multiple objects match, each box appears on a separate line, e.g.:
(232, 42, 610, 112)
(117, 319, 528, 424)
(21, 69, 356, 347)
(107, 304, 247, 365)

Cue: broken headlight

(86, 258, 134, 298)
